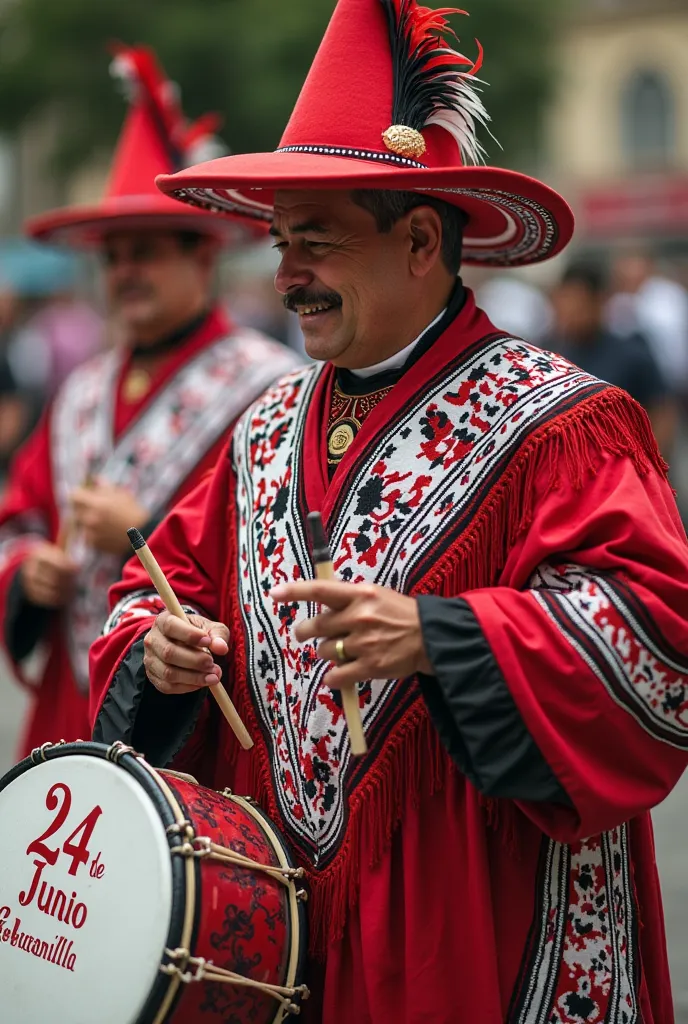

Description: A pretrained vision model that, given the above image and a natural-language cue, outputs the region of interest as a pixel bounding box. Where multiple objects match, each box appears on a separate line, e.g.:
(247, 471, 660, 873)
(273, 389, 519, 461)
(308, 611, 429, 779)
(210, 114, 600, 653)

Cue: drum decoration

(0, 740, 309, 1024)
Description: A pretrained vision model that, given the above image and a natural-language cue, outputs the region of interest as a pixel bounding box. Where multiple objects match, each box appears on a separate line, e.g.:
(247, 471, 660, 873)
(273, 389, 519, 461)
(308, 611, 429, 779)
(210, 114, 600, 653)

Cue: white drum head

(0, 753, 173, 1024)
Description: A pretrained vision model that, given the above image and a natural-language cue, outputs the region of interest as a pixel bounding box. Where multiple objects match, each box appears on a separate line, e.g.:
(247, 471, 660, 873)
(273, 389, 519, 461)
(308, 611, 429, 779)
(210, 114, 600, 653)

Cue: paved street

(0, 666, 685, 1015)
(654, 785, 688, 1019)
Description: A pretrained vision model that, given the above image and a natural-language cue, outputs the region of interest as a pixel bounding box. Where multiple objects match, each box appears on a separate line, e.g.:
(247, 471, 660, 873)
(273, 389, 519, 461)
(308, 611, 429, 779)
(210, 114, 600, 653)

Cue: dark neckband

(335, 280, 466, 396)
(130, 308, 212, 359)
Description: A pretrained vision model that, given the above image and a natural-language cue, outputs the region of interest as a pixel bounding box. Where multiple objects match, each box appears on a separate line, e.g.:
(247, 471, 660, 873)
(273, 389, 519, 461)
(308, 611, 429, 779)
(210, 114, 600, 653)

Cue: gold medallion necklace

(327, 381, 393, 466)
(122, 367, 152, 403)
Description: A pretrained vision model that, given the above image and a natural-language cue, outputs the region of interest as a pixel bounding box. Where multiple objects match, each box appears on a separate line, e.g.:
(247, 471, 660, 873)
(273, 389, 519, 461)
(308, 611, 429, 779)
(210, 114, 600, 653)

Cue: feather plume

(109, 44, 225, 170)
(380, 1, 490, 165)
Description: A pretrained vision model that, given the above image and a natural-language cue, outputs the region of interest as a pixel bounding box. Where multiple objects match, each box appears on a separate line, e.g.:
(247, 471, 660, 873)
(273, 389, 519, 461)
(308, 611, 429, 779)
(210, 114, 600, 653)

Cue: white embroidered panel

(511, 827, 637, 1024)
(233, 339, 601, 865)
(50, 329, 300, 691)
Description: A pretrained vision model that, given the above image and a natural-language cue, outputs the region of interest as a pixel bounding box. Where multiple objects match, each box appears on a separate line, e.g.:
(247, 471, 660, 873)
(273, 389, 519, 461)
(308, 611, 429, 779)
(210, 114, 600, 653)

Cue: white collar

(349, 305, 447, 379)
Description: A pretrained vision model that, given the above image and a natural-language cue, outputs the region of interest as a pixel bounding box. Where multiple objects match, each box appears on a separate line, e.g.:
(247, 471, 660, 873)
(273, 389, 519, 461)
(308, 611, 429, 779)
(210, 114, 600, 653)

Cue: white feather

(425, 73, 493, 166)
(109, 53, 139, 102)
(184, 136, 228, 167)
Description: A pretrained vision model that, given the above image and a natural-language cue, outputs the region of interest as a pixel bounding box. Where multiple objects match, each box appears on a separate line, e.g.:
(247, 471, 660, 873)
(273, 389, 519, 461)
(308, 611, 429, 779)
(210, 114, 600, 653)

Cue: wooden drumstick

(307, 512, 367, 757)
(56, 519, 73, 552)
(126, 527, 254, 751)
(59, 473, 96, 551)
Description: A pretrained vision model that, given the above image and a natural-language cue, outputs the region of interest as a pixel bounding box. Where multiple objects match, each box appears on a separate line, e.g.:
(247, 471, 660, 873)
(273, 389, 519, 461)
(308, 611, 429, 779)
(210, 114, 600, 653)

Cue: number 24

(27, 783, 102, 877)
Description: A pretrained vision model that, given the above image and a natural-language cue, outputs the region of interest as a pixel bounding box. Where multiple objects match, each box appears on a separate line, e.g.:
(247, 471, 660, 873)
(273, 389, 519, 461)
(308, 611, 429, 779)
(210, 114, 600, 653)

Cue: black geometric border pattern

(275, 144, 427, 168)
(423, 187, 559, 266)
(169, 188, 273, 223)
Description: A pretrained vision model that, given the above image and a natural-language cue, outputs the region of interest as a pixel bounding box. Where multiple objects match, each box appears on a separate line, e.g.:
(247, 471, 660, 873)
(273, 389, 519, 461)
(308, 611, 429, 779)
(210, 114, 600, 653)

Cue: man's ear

(406, 206, 443, 278)
(195, 236, 221, 273)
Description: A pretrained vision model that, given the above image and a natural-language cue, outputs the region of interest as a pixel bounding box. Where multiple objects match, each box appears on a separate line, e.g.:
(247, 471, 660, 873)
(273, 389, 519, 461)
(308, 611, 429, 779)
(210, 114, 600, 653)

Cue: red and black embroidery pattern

(509, 826, 638, 1023)
(103, 588, 201, 635)
(532, 563, 688, 748)
(232, 338, 605, 867)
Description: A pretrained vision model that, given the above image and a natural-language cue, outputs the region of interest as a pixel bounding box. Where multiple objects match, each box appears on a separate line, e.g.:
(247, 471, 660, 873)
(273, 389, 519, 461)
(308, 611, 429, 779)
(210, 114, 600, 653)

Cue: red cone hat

(156, 0, 573, 267)
(26, 45, 265, 247)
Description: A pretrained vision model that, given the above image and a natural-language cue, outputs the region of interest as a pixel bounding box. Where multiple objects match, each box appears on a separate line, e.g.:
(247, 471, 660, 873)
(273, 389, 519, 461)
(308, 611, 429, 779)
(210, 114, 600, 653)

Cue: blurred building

(546, 0, 688, 261)
(0, 115, 108, 237)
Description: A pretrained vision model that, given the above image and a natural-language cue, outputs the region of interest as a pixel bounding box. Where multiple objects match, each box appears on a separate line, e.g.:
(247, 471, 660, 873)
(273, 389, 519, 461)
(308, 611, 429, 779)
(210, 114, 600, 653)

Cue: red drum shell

(159, 771, 305, 1023)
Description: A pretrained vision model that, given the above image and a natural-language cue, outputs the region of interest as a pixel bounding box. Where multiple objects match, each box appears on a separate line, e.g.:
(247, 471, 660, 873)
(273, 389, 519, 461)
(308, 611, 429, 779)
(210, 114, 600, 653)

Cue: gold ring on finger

(334, 637, 352, 665)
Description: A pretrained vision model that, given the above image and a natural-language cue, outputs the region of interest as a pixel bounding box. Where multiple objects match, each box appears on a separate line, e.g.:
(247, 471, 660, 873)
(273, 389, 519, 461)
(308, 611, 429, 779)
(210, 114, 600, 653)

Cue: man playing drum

(91, 2, 688, 1020)
(0, 45, 300, 760)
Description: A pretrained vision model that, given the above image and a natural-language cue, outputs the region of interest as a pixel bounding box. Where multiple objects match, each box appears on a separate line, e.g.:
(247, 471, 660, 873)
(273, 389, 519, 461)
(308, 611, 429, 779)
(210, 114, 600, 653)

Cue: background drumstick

(56, 519, 73, 551)
(307, 512, 367, 757)
(127, 527, 254, 751)
(59, 472, 96, 551)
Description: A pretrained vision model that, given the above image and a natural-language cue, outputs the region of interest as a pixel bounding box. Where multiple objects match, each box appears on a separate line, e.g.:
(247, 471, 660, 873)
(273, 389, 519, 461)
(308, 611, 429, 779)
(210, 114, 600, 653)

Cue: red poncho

(91, 293, 688, 1022)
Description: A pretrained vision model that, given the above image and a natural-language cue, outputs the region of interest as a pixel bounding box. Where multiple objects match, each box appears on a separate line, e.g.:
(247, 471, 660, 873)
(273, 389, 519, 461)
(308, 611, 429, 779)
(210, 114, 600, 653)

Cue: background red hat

(156, 0, 574, 267)
(26, 45, 265, 247)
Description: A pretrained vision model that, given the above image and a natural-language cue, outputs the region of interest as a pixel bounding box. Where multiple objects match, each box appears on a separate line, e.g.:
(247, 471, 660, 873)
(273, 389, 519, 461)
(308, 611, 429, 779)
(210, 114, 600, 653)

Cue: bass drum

(0, 740, 308, 1023)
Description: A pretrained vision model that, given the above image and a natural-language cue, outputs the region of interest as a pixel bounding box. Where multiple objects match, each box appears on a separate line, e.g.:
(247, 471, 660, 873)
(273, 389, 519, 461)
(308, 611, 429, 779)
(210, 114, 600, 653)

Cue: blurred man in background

(607, 249, 688, 396)
(0, 45, 299, 759)
(476, 271, 554, 344)
(548, 261, 677, 457)
(607, 250, 688, 520)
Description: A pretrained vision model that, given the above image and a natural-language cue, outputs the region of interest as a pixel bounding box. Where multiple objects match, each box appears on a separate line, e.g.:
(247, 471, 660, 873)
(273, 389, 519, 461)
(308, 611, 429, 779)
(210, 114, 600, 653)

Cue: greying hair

(352, 189, 467, 275)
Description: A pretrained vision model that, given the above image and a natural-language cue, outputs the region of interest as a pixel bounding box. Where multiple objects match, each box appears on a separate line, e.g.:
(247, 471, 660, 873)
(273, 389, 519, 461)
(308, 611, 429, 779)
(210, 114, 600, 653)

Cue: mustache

(283, 287, 342, 313)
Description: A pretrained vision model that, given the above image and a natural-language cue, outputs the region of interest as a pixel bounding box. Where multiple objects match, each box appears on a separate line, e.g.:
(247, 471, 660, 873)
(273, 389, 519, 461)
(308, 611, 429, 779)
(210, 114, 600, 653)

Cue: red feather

(381, 0, 489, 165)
(405, 3, 479, 72)
(109, 43, 222, 167)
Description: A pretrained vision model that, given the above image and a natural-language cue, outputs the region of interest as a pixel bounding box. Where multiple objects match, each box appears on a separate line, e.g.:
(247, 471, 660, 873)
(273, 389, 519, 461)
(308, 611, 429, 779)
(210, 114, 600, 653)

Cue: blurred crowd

(475, 250, 688, 519)
(1, 240, 687, 523)
(0, 242, 105, 472)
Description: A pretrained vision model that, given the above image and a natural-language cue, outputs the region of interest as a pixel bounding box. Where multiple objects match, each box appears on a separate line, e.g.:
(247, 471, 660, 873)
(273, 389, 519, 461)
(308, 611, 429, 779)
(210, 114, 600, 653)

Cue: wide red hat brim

(25, 192, 267, 248)
(156, 152, 574, 267)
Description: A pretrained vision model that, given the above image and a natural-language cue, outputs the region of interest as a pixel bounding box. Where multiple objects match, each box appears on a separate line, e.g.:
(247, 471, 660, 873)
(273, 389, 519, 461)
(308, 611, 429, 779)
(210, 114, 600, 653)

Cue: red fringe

(222, 387, 666, 957)
(305, 706, 448, 957)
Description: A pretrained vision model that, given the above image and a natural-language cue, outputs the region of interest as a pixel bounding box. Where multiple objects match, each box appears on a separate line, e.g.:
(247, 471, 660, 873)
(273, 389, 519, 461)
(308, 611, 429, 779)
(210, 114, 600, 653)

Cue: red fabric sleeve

(0, 412, 58, 681)
(464, 452, 688, 842)
(88, 451, 233, 725)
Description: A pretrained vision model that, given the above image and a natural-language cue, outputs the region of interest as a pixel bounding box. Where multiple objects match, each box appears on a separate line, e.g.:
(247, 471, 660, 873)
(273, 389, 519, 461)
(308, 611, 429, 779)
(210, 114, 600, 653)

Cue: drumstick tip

(127, 527, 146, 551)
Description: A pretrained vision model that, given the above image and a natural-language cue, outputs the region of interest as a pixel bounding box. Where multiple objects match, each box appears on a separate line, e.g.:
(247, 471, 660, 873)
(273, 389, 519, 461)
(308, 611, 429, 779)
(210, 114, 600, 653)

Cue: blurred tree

(0, 0, 563, 178)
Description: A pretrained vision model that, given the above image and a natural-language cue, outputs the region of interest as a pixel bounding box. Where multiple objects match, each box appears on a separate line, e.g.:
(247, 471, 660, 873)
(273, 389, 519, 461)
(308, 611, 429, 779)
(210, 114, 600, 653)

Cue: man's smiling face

(271, 189, 423, 369)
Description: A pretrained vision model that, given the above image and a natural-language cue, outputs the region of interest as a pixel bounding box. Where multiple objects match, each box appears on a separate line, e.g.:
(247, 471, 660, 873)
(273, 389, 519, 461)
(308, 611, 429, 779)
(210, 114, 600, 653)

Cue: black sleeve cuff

(92, 634, 207, 768)
(4, 570, 52, 662)
(417, 595, 571, 806)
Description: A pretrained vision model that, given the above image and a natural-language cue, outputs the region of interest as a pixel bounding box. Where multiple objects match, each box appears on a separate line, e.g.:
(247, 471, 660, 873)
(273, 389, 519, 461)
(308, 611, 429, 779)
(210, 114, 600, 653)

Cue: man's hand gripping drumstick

(127, 528, 253, 751)
(271, 512, 433, 758)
